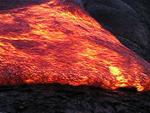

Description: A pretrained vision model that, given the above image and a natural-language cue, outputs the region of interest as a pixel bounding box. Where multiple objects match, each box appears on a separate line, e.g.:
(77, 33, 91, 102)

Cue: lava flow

(0, 0, 150, 91)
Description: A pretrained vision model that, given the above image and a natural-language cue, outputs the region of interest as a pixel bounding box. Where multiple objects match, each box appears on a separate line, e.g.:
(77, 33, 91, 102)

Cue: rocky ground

(0, 0, 150, 113)
(0, 84, 150, 113)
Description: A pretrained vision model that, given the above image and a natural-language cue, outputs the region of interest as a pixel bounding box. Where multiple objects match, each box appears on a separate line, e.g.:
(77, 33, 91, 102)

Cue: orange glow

(0, 0, 150, 91)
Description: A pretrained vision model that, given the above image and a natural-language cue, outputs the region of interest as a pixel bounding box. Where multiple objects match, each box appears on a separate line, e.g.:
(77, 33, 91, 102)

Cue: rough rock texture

(81, 0, 150, 62)
(0, 0, 150, 113)
(0, 84, 150, 113)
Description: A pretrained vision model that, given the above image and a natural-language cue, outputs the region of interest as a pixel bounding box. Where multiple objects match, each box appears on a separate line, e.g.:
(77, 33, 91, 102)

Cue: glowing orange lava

(0, 0, 150, 91)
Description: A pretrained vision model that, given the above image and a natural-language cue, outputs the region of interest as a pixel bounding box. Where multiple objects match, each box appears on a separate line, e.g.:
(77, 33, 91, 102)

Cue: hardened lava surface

(0, 0, 150, 91)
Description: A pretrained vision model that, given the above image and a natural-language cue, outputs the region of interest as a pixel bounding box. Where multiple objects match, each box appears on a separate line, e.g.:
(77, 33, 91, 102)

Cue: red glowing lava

(0, 0, 149, 91)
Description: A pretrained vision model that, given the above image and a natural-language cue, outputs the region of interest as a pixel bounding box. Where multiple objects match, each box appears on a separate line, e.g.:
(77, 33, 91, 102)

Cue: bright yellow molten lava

(109, 66, 121, 75)
(109, 66, 128, 87)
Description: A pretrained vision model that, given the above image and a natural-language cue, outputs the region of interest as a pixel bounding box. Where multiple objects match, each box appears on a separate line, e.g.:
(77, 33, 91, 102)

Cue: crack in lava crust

(0, 0, 150, 91)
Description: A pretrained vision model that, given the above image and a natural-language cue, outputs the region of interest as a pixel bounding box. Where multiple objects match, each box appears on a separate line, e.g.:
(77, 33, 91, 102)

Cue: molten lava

(0, 0, 150, 91)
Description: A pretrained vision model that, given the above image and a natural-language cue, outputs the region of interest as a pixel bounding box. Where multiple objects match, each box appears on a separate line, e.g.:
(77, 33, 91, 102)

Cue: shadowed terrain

(81, 0, 150, 62)
(0, 0, 49, 10)
(0, 84, 150, 113)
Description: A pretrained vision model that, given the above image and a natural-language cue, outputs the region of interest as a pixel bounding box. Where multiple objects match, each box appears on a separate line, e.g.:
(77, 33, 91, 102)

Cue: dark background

(82, 0, 150, 62)
(0, 0, 150, 113)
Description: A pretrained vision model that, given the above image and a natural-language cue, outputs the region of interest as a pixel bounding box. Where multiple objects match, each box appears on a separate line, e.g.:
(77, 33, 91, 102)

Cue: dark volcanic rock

(0, 84, 150, 113)
(0, 0, 49, 10)
(79, 0, 150, 62)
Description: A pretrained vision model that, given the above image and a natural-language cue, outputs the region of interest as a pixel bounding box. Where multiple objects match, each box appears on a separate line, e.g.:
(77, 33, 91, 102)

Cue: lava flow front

(0, 0, 150, 91)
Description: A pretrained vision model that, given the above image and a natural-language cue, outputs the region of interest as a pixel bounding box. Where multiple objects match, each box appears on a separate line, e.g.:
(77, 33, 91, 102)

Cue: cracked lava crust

(0, 0, 150, 91)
